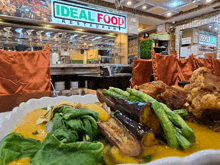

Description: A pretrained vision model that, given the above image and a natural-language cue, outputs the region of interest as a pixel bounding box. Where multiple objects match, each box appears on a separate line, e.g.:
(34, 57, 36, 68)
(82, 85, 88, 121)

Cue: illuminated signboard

(51, 0, 127, 33)
(199, 32, 217, 47)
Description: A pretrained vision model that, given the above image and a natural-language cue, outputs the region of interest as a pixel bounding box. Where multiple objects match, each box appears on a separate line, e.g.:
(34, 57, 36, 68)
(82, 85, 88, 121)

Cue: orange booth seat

(131, 49, 220, 87)
(0, 44, 51, 112)
(131, 56, 153, 88)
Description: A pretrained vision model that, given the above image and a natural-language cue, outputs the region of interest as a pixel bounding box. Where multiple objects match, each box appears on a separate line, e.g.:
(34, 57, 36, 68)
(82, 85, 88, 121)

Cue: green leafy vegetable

(63, 108, 99, 121)
(52, 128, 79, 143)
(0, 133, 42, 165)
(31, 130, 39, 135)
(42, 106, 54, 110)
(143, 155, 152, 163)
(49, 107, 99, 142)
(0, 104, 102, 165)
(30, 133, 103, 165)
(52, 113, 66, 131)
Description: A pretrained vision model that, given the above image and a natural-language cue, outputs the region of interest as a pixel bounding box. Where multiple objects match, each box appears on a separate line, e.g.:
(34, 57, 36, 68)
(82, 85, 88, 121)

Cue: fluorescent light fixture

(206, 0, 211, 2)
(127, 1, 132, 5)
(192, 0, 196, 3)
(165, 0, 186, 8)
(173, 2, 177, 6)
(167, 12, 172, 17)
(142, 5, 147, 9)
(44, 25, 51, 28)
(92, 36, 102, 41)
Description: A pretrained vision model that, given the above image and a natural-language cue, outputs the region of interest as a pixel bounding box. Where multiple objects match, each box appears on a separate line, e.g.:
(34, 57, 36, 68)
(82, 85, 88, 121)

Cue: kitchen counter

(50, 64, 132, 76)
(50, 64, 132, 68)
(50, 64, 133, 90)
(78, 73, 132, 90)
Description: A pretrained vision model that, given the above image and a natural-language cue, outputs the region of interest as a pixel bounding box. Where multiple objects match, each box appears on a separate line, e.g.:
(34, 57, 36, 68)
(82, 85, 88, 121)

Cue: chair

(131, 56, 153, 88)
(0, 44, 51, 112)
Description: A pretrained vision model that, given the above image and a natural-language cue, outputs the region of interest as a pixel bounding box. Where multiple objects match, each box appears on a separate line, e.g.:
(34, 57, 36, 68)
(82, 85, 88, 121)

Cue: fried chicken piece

(186, 67, 220, 118)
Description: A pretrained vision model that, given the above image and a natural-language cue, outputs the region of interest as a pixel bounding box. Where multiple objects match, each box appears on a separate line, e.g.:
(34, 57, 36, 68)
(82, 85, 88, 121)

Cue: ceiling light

(173, 2, 177, 6)
(142, 5, 147, 9)
(206, 0, 211, 2)
(215, 27, 218, 30)
(127, 1, 132, 5)
(192, 0, 196, 3)
(165, 0, 185, 8)
(76, 29, 83, 32)
(209, 26, 212, 28)
(167, 12, 172, 17)
(44, 25, 51, 29)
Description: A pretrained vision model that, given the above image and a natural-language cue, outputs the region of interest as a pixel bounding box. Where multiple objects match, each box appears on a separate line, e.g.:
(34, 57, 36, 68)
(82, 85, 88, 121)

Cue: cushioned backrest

(151, 49, 179, 86)
(131, 56, 153, 88)
(0, 44, 51, 95)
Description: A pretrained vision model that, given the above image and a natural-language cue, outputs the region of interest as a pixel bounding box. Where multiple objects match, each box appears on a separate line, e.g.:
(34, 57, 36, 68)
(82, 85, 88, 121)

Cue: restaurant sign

(199, 32, 217, 47)
(51, 0, 127, 33)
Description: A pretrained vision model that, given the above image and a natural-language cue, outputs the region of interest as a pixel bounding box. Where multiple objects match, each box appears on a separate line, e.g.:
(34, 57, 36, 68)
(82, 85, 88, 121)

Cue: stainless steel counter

(50, 64, 132, 68)
(50, 64, 132, 76)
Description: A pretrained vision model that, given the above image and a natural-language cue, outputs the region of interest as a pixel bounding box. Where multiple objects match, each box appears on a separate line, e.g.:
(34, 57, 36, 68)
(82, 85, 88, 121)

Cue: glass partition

(179, 22, 218, 59)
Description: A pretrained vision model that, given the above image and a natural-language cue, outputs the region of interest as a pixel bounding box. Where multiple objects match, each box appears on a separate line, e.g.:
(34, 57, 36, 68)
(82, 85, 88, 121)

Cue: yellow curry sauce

(8, 109, 47, 165)
(141, 122, 220, 161)
(6, 108, 220, 165)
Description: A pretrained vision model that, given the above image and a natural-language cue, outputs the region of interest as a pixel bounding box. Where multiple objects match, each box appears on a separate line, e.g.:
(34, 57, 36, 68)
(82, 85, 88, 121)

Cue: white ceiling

(102, 0, 209, 16)
(132, 1, 220, 32)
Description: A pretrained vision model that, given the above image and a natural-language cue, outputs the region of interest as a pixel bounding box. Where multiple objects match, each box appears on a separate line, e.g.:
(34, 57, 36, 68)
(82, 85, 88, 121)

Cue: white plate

(0, 95, 220, 165)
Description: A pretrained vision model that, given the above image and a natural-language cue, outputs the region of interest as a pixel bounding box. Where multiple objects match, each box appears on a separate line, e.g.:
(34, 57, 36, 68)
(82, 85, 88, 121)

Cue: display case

(0, 21, 126, 64)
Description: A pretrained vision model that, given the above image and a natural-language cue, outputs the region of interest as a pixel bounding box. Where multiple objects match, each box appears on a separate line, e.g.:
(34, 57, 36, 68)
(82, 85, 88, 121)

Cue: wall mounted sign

(0, 0, 127, 33)
(51, 0, 127, 33)
(199, 32, 217, 47)
(150, 33, 170, 40)
(182, 37, 191, 45)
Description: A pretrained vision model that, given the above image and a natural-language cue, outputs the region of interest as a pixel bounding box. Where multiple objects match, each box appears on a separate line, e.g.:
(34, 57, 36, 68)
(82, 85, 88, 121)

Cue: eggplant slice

(114, 110, 152, 140)
(98, 117, 142, 157)
(96, 89, 116, 111)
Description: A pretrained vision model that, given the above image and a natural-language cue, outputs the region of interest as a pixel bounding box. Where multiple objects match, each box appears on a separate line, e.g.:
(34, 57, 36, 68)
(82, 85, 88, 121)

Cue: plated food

(0, 67, 220, 165)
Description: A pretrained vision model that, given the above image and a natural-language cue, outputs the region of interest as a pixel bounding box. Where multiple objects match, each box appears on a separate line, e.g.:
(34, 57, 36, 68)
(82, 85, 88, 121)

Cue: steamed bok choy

(0, 102, 103, 165)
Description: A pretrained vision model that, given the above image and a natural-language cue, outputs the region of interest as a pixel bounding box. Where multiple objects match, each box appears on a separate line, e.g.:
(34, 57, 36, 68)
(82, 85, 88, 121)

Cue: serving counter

(50, 64, 133, 90)
(50, 64, 132, 75)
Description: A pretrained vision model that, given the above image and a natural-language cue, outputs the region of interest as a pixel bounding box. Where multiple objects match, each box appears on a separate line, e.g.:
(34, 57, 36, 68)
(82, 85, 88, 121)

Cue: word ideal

(52, 0, 127, 33)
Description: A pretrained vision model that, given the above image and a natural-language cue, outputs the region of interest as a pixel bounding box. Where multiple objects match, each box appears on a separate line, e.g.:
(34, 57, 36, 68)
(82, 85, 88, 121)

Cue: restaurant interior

(1, 0, 220, 165)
